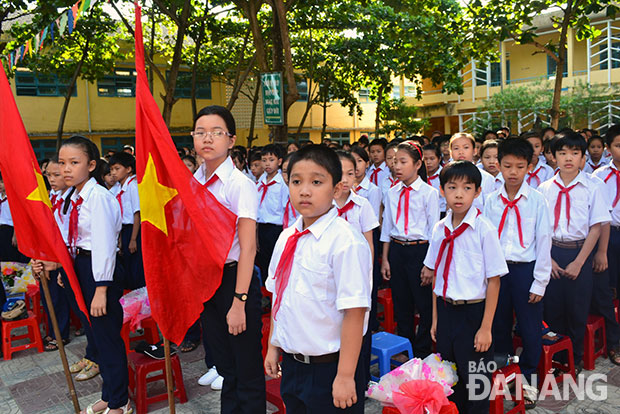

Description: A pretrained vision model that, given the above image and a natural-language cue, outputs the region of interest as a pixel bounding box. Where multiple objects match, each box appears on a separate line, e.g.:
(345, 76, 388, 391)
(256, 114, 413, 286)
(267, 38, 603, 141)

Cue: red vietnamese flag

(0, 64, 89, 321)
(134, 4, 236, 345)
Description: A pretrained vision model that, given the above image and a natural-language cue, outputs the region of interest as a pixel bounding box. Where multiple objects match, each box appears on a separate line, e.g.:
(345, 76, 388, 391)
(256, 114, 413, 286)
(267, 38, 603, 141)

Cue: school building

(6, 11, 620, 159)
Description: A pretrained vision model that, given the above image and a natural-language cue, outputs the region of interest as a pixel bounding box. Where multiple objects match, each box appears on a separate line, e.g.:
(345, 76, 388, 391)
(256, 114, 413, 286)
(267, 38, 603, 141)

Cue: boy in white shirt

(483, 138, 552, 407)
(449, 133, 495, 210)
(522, 131, 554, 189)
(366, 138, 389, 186)
(422, 161, 508, 414)
(538, 131, 610, 373)
(264, 145, 372, 413)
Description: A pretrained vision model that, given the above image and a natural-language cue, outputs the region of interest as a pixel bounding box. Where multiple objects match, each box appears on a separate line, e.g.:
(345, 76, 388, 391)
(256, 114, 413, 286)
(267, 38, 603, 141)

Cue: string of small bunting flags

(3, 0, 96, 70)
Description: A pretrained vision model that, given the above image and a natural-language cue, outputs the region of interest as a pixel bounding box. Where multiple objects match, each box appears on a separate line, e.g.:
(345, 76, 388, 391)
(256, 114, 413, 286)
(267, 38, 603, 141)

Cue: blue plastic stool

(370, 332, 413, 381)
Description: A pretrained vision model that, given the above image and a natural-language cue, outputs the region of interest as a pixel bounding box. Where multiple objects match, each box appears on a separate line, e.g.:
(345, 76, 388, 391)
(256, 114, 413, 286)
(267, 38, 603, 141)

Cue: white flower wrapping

(367, 353, 458, 406)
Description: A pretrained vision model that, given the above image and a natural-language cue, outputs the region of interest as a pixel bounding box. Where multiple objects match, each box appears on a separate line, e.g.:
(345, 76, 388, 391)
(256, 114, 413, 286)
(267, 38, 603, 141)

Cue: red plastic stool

(512, 335, 523, 353)
(382, 408, 399, 414)
(266, 377, 285, 413)
(537, 336, 575, 388)
(584, 315, 606, 370)
(2, 311, 44, 359)
(261, 314, 271, 360)
(377, 289, 396, 333)
(25, 289, 45, 325)
(490, 364, 525, 414)
(121, 317, 160, 354)
(128, 352, 187, 414)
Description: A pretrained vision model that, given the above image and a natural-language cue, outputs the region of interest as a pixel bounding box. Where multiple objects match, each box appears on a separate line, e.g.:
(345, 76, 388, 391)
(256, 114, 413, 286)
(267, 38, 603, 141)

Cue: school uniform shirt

(493, 173, 505, 191)
(538, 171, 610, 242)
(380, 174, 400, 200)
(282, 189, 299, 229)
(72, 178, 122, 285)
(424, 207, 508, 301)
(366, 161, 389, 187)
(110, 176, 139, 225)
(266, 207, 372, 356)
(0, 195, 13, 226)
(483, 182, 552, 296)
(583, 159, 605, 174)
(354, 176, 382, 218)
(194, 157, 259, 263)
(525, 161, 554, 189)
(472, 168, 496, 211)
(256, 171, 288, 225)
(593, 161, 620, 226)
(380, 177, 440, 242)
(427, 166, 446, 212)
(334, 191, 379, 234)
(53, 188, 73, 243)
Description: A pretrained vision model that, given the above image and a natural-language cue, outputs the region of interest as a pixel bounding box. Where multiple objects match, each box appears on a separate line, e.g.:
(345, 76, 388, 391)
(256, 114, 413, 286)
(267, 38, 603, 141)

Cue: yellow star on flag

(26, 165, 52, 209)
(139, 153, 178, 236)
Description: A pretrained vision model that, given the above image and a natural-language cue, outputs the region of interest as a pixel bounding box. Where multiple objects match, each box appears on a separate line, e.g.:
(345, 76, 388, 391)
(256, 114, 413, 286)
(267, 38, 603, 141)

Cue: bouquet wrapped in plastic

(120, 287, 151, 330)
(368, 353, 458, 414)
(1, 262, 36, 295)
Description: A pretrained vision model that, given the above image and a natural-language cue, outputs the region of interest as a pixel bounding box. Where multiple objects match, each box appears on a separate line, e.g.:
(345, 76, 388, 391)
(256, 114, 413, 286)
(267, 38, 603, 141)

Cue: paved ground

(1, 329, 620, 413)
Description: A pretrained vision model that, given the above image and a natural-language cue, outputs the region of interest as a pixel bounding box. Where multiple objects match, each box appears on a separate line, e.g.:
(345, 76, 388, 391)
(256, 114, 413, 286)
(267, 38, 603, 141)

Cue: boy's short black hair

(552, 130, 587, 156)
(249, 149, 262, 163)
(368, 138, 388, 150)
(605, 124, 620, 147)
(358, 135, 369, 146)
(439, 161, 482, 189)
(108, 151, 136, 171)
(288, 144, 341, 186)
(261, 144, 283, 159)
(498, 137, 534, 164)
(422, 143, 441, 159)
(520, 131, 543, 144)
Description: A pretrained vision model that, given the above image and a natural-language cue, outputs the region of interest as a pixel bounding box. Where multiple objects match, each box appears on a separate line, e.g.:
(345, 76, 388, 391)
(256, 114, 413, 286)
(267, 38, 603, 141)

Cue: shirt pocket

(521, 218, 536, 247)
(569, 196, 589, 226)
(453, 249, 483, 279)
(294, 258, 331, 302)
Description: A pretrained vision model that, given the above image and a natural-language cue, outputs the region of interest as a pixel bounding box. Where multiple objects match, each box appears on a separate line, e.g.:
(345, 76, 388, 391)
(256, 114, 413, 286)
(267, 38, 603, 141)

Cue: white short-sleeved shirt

(381, 177, 440, 242)
(334, 191, 379, 234)
(593, 161, 620, 226)
(380, 174, 400, 200)
(427, 166, 446, 212)
(493, 173, 505, 191)
(266, 207, 372, 356)
(366, 161, 389, 187)
(424, 207, 508, 301)
(354, 176, 382, 218)
(472, 168, 497, 211)
(538, 171, 611, 241)
(194, 157, 258, 263)
(583, 160, 605, 175)
(526, 162, 554, 189)
(72, 178, 121, 285)
(0, 195, 13, 226)
(483, 182, 552, 296)
(256, 171, 288, 225)
(283, 192, 299, 229)
(110, 175, 139, 225)
(53, 188, 73, 243)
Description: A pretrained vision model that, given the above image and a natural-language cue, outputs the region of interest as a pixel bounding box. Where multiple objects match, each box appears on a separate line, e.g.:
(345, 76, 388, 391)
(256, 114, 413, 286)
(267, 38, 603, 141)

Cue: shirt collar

(121, 175, 137, 191)
(295, 206, 338, 239)
(261, 171, 283, 185)
(196, 156, 235, 185)
(396, 176, 423, 191)
(428, 166, 442, 177)
(553, 170, 588, 188)
(371, 162, 386, 172)
(60, 188, 73, 200)
(444, 205, 480, 232)
(608, 160, 620, 172)
(74, 177, 97, 201)
(498, 179, 530, 200)
(358, 176, 371, 190)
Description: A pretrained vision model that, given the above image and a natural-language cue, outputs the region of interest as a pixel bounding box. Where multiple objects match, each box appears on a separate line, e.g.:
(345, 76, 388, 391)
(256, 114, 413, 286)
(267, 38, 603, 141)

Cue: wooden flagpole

(163, 338, 176, 414)
(39, 269, 81, 414)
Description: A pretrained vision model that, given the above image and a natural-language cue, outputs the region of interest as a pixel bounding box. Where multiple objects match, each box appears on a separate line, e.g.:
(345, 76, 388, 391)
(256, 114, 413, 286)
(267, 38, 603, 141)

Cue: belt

(442, 297, 484, 306)
(288, 351, 339, 364)
(224, 261, 238, 268)
(552, 239, 585, 249)
(612, 225, 620, 232)
(506, 260, 530, 265)
(390, 237, 428, 246)
(76, 248, 91, 256)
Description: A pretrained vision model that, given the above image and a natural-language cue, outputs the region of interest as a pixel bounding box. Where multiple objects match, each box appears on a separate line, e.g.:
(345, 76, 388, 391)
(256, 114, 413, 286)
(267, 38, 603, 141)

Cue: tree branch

(152, 0, 180, 26)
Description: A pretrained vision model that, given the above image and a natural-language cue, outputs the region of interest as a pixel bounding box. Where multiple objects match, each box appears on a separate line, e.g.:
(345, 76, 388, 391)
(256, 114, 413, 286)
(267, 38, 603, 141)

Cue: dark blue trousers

(0, 225, 29, 263)
(120, 224, 145, 290)
(182, 319, 216, 368)
(41, 269, 70, 341)
(544, 245, 593, 365)
(590, 267, 620, 351)
(608, 227, 620, 292)
(436, 298, 492, 414)
(370, 228, 382, 332)
(201, 264, 266, 414)
(256, 223, 282, 285)
(74, 254, 128, 409)
(493, 262, 542, 384)
(280, 351, 366, 414)
(388, 241, 432, 358)
(60, 268, 97, 362)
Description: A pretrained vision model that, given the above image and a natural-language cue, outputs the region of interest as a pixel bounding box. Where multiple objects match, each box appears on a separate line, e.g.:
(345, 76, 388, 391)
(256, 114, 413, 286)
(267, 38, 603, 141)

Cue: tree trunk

(226, 28, 253, 110)
(149, 7, 155, 92)
(191, 9, 207, 120)
(161, 0, 192, 126)
(374, 83, 385, 139)
(549, 1, 573, 129)
(56, 37, 90, 151)
(270, 7, 288, 143)
(321, 82, 329, 141)
(247, 75, 261, 148)
(272, 0, 299, 108)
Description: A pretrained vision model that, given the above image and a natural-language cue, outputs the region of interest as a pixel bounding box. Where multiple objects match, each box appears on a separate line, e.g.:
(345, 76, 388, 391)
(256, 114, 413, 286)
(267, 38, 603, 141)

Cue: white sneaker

(211, 375, 224, 391)
(198, 367, 219, 386)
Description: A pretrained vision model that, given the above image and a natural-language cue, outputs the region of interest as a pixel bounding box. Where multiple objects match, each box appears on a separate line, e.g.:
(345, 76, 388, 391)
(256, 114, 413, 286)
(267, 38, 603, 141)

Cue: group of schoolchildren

(1, 104, 620, 414)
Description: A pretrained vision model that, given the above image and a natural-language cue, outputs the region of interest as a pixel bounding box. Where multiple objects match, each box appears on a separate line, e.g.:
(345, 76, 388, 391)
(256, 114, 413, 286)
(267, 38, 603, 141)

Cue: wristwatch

(234, 292, 248, 302)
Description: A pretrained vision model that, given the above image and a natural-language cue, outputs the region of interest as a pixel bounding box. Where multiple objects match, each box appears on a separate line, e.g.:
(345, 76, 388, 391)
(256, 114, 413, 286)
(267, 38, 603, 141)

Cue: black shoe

(575, 361, 584, 376)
